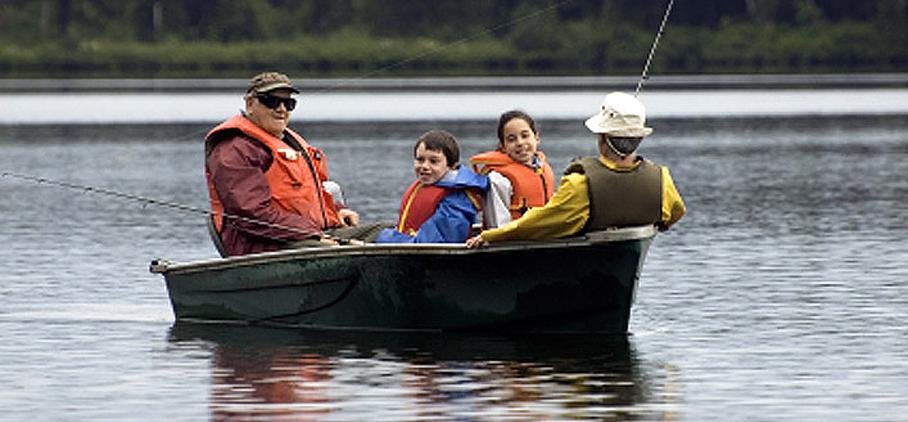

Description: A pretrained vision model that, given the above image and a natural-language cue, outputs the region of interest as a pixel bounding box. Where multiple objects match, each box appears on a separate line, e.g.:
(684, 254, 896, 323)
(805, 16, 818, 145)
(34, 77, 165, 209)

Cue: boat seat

(207, 214, 228, 258)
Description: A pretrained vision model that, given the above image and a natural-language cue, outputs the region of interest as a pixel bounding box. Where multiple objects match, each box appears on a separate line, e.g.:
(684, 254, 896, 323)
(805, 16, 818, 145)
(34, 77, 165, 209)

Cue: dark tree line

(2, 0, 903, 43)
(0, 0, 905, 77)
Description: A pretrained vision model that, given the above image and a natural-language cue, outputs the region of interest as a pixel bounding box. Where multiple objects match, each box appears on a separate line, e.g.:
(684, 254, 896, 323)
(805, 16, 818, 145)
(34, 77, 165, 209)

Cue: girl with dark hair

(470, 110, 556, 228)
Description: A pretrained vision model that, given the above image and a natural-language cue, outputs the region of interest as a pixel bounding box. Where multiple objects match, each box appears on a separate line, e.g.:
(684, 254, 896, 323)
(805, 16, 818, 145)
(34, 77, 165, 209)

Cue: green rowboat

(150, 225, 656, 333)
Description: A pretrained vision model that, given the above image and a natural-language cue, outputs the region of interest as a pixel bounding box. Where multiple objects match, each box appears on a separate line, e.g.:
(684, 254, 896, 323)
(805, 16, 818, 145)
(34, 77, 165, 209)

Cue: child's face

(414, 142, 452, 185)
(500, 118, 540, 165)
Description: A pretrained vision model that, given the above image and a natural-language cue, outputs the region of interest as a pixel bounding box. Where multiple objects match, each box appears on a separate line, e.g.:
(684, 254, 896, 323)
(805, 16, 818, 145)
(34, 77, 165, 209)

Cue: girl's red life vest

(395, 181, 449, 236)
(470, 150, 555, 219)
(205, 114, 341, 232)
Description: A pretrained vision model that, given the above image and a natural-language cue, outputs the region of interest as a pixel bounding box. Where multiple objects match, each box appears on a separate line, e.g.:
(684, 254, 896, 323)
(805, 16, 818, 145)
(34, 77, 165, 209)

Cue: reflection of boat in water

(168, 321, 636, 363)
(167, 322, 649, 420)
(151, 226, 656, 333)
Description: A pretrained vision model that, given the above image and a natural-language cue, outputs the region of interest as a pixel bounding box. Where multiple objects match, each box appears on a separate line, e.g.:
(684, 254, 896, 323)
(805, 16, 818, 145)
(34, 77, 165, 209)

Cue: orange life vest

(205, 114, 341, 232)
(470, 150, 555, 219)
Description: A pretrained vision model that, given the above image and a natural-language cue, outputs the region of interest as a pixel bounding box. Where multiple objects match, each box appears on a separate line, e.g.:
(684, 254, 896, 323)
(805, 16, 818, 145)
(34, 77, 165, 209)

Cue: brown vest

(565, 156, 662, 230)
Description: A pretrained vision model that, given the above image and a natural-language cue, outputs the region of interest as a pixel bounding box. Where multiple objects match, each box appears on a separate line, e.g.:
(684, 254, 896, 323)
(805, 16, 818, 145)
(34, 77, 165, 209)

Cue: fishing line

(313, 0, 575, 93)
(67, 2, 580, 156)
(2, 1, 579, 236)
(635, 0, 675, 96)
(0, 171, 317, 238)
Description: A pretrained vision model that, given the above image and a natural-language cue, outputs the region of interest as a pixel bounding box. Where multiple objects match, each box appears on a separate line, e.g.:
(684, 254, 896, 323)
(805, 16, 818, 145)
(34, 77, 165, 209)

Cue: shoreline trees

(0, 0, 905, 78)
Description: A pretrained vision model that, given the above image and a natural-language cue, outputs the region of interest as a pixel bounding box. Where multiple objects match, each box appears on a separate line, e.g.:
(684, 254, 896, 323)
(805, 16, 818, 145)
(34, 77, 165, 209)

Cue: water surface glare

(2, 88, 907, 124)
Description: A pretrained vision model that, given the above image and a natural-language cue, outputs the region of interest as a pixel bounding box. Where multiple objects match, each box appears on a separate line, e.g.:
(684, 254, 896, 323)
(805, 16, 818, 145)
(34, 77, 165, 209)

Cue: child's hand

(465, 234, 487, 249)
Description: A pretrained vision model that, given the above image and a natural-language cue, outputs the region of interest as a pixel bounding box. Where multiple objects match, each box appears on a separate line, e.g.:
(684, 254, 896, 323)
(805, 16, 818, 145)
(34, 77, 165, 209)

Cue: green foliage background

(0, 0, 905, 78)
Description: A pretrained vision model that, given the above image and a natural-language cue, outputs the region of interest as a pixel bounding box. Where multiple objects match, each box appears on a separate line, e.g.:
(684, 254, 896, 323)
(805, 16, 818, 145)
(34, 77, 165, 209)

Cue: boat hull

(153, 226, 655, 333)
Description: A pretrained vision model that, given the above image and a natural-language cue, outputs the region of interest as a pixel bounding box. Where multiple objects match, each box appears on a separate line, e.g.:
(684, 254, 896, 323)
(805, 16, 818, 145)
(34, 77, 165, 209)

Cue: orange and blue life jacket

(376, 167, 488, 243)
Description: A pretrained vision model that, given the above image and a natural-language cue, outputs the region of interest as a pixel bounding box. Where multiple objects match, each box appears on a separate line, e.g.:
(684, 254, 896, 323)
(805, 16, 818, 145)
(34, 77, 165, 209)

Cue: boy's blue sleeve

(374, 191, 477, 244)
(412, 191, 477, 243)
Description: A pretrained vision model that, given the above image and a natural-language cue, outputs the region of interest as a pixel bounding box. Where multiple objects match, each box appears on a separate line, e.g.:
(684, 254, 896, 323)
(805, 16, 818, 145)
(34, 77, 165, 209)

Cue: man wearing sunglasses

(204, 72, 369, 256)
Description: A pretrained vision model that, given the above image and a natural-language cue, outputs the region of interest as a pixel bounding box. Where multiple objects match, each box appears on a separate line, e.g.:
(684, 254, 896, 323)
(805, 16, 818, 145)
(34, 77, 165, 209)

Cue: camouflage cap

(245, 72, 300, 95)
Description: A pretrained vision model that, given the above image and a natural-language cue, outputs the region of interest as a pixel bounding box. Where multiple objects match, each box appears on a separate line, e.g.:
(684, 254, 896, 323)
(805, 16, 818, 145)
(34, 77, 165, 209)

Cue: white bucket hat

(584, 92, 653, 137)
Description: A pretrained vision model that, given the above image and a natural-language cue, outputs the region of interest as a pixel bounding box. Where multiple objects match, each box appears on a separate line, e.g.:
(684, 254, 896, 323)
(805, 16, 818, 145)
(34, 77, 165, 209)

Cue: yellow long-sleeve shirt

(480, 156, 685, 243)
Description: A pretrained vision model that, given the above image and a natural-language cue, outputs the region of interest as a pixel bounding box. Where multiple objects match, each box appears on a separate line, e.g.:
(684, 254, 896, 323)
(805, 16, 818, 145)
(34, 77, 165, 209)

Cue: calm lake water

(1, 88, 907, 421)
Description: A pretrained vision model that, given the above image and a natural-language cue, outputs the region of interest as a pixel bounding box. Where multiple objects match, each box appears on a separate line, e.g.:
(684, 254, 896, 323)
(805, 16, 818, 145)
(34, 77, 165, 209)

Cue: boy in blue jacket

(376, 129, 489, 243)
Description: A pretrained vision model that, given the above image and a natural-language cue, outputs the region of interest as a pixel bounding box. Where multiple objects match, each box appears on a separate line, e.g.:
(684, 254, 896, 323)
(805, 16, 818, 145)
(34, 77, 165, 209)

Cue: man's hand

(319, 236, 339, 246)
(337, 209, 359, 227)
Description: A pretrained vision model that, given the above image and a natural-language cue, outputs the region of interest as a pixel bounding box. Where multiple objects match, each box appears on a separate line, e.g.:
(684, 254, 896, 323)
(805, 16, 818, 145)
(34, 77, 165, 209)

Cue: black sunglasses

(255, 93, 297, 111)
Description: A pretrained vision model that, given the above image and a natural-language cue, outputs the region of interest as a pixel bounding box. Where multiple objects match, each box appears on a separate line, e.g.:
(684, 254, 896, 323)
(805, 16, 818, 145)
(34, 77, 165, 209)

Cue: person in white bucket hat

(467, 92, 685, 248)
(585, 91, 653, 137)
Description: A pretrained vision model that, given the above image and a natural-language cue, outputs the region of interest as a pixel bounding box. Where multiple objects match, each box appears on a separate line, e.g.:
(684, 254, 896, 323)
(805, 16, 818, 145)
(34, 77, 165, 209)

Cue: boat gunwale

(151, 225, 657, 276)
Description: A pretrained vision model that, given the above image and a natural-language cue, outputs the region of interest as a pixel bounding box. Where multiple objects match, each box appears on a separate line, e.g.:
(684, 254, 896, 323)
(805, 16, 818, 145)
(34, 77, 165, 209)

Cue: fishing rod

(0, 171, 321, 239)
(2, 2, 580, 240)
(635, 0, 675, 97)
